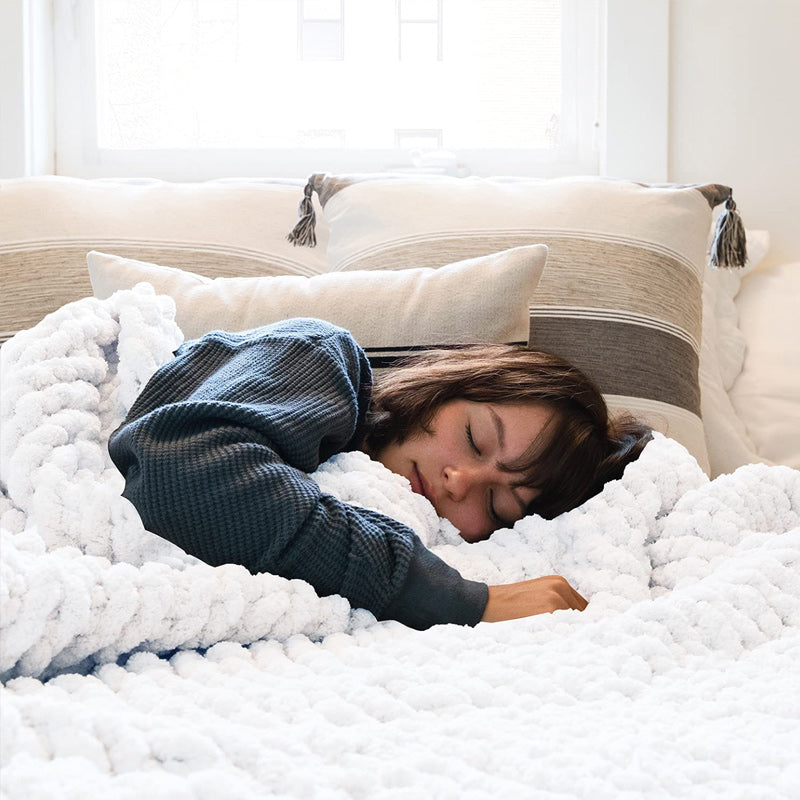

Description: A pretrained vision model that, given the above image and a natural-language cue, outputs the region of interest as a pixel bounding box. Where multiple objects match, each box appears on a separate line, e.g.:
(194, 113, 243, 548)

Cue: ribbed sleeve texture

(109, 318, 488, 629)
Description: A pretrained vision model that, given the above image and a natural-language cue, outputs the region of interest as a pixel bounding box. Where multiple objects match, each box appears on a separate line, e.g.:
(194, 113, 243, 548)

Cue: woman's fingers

(555, 576, 588, 611)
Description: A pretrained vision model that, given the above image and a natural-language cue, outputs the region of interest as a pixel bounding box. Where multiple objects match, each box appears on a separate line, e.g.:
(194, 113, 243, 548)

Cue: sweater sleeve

(108, 318, 488, 630)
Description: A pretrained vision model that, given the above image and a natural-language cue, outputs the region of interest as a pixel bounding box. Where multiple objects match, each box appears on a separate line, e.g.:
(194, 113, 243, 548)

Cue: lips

(411, 463, 433, 505)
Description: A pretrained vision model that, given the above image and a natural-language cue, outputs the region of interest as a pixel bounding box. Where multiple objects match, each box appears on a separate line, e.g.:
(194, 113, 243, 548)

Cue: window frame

(398, 0, 443, 62)
(0, 0, 54, 176)
(1, 0, 669, 182)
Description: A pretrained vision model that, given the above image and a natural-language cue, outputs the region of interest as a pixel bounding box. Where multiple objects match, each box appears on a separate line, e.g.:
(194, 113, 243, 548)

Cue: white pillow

(704, 228, 770, 390)
(729, 260, 800, 469)
(87, 246, 548, 363)
(699, 229, 771, 474)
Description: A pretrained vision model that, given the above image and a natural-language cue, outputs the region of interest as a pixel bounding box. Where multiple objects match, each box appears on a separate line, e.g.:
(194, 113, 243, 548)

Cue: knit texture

(108, 318, 487, 628)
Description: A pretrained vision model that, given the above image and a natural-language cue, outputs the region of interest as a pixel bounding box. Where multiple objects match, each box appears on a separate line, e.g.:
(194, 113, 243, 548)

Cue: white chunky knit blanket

(2, 286, 799, 798)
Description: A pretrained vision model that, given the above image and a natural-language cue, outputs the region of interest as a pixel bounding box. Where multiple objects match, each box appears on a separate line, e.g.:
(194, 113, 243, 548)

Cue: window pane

(400, 22, 439, 62)
(400, 0, 439, 20)
(299, 129, 347, 147)
(301, 20, 343, 60)
(303, 0, 342, 21)
(395, 129, 443, 150)
(94, 0, 568, 152)
(196, 0, 231, 21)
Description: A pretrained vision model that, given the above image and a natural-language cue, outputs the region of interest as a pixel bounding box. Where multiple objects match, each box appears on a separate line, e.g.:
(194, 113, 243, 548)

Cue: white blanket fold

(2, 286, 799, 679)
(1, 287, 799, 798)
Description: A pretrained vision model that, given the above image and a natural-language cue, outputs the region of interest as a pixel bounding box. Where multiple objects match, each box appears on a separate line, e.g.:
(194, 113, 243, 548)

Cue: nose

(442, 463, 489, 502)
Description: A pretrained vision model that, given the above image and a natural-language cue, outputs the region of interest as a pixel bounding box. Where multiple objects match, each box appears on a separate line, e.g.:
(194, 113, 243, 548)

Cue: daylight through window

(55, 0, 602, 177)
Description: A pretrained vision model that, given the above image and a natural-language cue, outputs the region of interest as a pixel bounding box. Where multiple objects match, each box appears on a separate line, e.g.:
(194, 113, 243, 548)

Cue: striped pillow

(87, 245, 548, 368)
(296, 174, 734, 474)
(0, 176, 328, 345)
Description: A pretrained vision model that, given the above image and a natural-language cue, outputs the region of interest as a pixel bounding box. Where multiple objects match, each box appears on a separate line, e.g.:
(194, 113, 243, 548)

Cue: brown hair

(364, 344, 653, 520)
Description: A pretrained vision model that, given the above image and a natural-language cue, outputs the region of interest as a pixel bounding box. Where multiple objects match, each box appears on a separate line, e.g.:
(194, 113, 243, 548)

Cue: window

(300, 0, 344, 61)
(395, 129, 443, 151)
(398, 0, 442, 62)
(299, 128, 347, 147)
(50, 0, 609, 180)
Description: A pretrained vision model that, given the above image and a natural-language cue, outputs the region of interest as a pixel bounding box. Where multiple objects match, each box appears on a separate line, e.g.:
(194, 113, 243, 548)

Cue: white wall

(668, 0, 800, 266)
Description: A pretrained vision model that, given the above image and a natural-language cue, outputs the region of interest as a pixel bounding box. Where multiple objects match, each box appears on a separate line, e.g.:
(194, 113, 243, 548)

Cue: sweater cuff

(378, 537, 489, 630)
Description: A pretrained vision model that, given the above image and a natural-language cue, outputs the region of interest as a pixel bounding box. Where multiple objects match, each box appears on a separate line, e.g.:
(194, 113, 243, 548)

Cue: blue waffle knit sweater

(109, 318, 488, 630)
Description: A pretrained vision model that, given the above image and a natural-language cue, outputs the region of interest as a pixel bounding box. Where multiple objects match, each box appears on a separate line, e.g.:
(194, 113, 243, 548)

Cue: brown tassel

(710, 192, 747, 268)
(286, 179, 317, 247)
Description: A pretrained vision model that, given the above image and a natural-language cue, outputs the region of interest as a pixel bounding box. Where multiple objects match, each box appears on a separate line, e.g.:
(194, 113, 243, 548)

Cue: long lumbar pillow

(87, 245, 548, 369)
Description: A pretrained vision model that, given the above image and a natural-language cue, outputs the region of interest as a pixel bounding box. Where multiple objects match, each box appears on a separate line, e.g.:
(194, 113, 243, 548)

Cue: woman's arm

(109, 318, 487, 630)
(482, 576, 588, 622)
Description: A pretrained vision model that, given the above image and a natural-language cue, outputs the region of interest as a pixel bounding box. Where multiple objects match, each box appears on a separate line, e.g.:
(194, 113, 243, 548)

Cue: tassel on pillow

(286, 179, 317, 247)
(710, 191, 747, 268)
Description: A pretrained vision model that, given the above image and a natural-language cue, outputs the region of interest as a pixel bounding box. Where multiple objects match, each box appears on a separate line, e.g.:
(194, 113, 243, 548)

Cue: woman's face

(375, 400, 552, 542)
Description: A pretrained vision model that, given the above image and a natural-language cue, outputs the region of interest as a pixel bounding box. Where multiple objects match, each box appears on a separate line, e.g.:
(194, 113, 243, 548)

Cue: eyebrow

(487, 406, 528, 521)
(486, 405, 540, 520)
(487, 405, 506, 450)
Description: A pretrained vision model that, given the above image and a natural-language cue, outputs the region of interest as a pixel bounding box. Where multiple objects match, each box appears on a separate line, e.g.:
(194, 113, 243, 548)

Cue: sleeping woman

(109, 318, 652, 630)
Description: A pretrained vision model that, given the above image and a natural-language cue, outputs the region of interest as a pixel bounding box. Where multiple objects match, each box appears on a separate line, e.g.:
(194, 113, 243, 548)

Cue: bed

(1, 174, 799, 798)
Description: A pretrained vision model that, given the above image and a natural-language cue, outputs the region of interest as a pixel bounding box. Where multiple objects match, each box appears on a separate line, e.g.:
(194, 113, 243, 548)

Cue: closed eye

(465, 423, 481, 456)
(488, 489, 504, 526)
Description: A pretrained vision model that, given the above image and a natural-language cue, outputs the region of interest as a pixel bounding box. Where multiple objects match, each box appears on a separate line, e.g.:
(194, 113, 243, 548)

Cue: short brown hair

(364, 344, 652, 520)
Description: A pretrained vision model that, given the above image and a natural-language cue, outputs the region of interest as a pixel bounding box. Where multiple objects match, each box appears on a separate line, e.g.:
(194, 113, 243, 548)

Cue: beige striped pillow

(296, 174, 734, 474)
(0, 176, 328, 345)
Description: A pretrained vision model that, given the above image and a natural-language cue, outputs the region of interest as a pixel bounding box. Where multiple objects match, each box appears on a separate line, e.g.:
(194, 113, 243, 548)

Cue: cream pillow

(87, 246, 548, 364)
(0, 176, 327, 345)
(294, 174, 736, 474)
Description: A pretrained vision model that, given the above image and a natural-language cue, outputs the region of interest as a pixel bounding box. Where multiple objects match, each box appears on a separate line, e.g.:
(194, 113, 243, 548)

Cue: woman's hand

(481, 575, 587, 622)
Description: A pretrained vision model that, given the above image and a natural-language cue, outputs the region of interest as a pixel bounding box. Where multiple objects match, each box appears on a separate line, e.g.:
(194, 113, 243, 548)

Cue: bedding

(2, 286, 799, 798)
